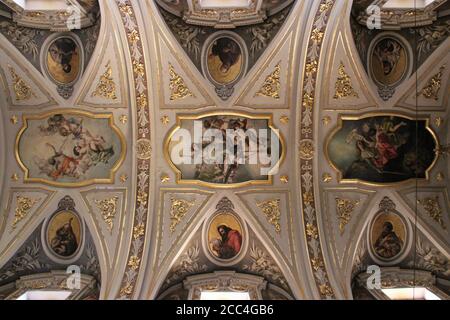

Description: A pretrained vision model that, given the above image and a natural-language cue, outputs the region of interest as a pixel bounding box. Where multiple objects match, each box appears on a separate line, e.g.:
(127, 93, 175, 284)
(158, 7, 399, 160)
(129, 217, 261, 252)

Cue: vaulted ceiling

(0, 0, 449, 300)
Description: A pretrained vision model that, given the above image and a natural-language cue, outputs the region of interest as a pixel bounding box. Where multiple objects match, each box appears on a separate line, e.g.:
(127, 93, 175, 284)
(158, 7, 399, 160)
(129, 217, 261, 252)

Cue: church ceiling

(0, 0, 448, 301)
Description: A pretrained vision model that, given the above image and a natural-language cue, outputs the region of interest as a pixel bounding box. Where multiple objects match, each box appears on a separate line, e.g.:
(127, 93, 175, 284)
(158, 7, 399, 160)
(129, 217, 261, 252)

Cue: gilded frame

(324, 112, 439, 187)
(15, 109, 127, 188)
(164, 111, 286, 189)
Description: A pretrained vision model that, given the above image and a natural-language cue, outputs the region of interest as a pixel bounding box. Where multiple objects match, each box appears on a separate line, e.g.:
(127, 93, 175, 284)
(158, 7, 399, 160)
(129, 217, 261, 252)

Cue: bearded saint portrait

(210, 224, 242, 260)
(374, 221, 403, 259)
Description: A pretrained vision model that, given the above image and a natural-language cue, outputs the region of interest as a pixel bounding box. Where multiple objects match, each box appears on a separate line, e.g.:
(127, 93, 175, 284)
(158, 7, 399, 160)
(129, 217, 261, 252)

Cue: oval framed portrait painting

(368, 33, 412, 88)
(202, 32, 247, 87)
(369, 211, 409, 265)
(43, 210, 84, 263)
(41, 33, 84, 86)
(203, 212, 246, 266)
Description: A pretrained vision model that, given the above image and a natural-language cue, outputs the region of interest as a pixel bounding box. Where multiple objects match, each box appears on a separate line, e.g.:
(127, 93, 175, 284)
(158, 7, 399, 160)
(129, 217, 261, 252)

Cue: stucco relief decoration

(116, 0, 152, 300)
(95, 196, 119, 232)
(8, 65, 36, 101)
(169, 197, 195, 233)
(335, 198, 359, 235)
(12, 195, 40, 230)
(418, 65, 446, 101)
(16, 111, 125, 187)
(168, 63, 194, 101)
(299, 0, 336, 299)
(255, 63, 281, 99)
(417, 196, 447, 230)
(92, 62, 118, 100)
(333, 62, 358, 99)
(256, 199, 282, 233)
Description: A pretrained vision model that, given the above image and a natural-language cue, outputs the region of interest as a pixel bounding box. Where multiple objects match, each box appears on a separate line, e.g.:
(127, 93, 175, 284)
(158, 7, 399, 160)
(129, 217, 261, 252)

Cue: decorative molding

(160, 174, 170, 183)
(94, 196, 119, 232)
(255, 63, 281, 99)
(116, 0, 152, 299)
(280, 175, 289, 184)
(279, 116, 289, 124)
(164, 242, 207, 288)
(8, 65, 35, 101)
(299, 0, 336, 299)
(0, 22, 42, 60)
(184, 271, 267, 301)
(299, 139, 314, 160)
(161, 116, 170, 125)
(168, 63, 194, 101)
(322, 173, 332, 183)
(413, 236, 450, 278)
(91, 62, 118, 100)
(418, 65, 446, 101)
(335, 198, 359, 235)
(333, 62, 358, 99)
(256, 199, 282, 233)
(417, 196, 446, 230)
(243, 242, 288, 291)
(119, 115, 128, 124)
(11, 195, 40, 230)
(379, 196, 396, 212)
(4, 271, 96, 300)
(169, 198, 195, 233)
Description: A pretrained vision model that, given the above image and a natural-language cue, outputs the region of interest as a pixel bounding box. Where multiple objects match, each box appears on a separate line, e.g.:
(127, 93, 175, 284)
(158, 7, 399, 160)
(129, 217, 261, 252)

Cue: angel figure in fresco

(193, 117, 253, 184)
(374, 221, 403, 259)
(34, 142, 80, 180)
(34, 114, 114, 180)
(210, 225, 242, 259)
(346, 117, 408, 173)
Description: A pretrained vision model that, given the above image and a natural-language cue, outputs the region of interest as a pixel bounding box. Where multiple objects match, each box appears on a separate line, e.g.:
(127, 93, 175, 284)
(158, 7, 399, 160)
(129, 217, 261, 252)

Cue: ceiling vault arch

(0, 0, 449, 301)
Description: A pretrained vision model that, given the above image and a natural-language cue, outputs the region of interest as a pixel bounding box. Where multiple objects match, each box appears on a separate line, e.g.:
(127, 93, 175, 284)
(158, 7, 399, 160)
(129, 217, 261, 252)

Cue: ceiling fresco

(0, 0, 448, 302)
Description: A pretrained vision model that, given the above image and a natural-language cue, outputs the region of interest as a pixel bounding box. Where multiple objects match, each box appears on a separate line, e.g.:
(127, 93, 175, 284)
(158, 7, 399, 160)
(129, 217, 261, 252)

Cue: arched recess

(144, 192, 303, 300)
(0, 194, 103, 300)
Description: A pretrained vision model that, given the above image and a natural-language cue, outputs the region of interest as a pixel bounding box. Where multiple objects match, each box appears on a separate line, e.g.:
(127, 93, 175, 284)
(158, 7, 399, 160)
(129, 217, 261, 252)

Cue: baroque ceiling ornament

(164, 242, 208, 288)
(418, 65, 446, 101)
(335, 198, 360, 235)
(299, 0, 336, 299)
(255, 63, 281, 99)
(243, 242, 288, 291)
(94, 196, 119, 232)
(256, 199, 282, 234)
(417, 196, 447, 230)
(168, 63, 194, 101)
(11, 195, 40, 230)
(169, 198, 195, 233)
(8, 65, 35, 101)
(92, 62, 118, 100)
(333, 62, 358, 99)
(116, 0, 152, 300)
